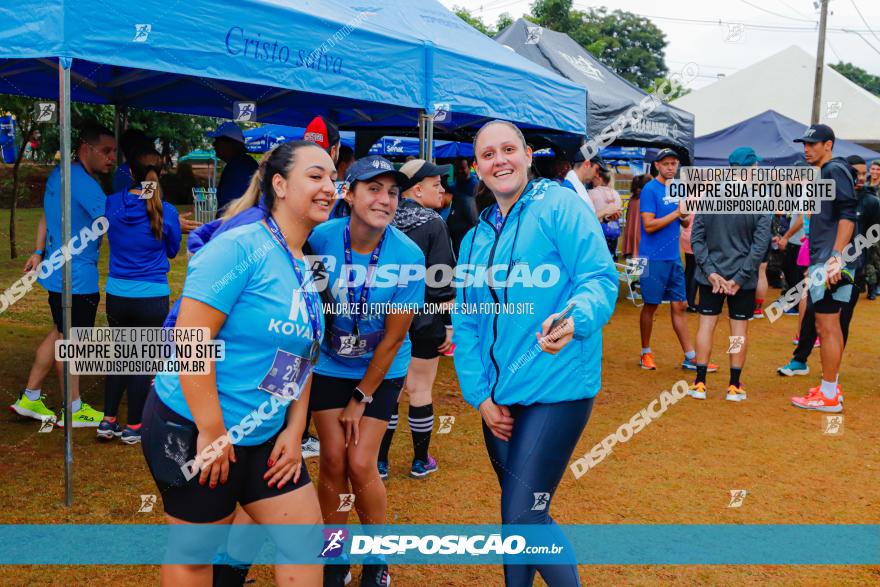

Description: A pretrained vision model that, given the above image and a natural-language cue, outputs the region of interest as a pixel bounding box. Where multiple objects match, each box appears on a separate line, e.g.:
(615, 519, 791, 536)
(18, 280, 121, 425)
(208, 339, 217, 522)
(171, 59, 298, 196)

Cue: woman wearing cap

(454, 120, 618, 586)
(308, 155, 425, 587)
(375, 159, 456, 480)
(141, 141, 334, 585)
(98, 146, 181, 444)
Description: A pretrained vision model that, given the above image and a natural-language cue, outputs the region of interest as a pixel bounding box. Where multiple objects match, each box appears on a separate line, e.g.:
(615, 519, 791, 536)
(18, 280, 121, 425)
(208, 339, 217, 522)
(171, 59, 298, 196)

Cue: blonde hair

(130, 150, 165, 240)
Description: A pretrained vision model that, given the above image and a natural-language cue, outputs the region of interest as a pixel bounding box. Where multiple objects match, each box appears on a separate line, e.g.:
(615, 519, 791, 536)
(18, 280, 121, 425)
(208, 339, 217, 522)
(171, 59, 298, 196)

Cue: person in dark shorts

(376, 158, 456, 480)
(307, 155, 424, 587)
(688, 148, 772, 402)
(789, 125, 857, 413)
(11, 122, 115, 427)
(142, 141, 335, 585)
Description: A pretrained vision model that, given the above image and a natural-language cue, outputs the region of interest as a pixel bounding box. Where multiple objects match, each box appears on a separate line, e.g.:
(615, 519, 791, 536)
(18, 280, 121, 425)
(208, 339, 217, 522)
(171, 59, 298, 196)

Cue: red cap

(303, 116, 340, 150)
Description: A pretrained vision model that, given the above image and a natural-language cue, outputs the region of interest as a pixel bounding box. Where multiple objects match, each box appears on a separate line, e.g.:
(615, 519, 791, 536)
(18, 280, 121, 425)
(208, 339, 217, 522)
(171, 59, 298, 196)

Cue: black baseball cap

(398, 159, 452, 190)
(344, 155, 409, 188)
(573, 150, 609, 171)
(653, 148, 680, 163)
(794, 124, 835, 144)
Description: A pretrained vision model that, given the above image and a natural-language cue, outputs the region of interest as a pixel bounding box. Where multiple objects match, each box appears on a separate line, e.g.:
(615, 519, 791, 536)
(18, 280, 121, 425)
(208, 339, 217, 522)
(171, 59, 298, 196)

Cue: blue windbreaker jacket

(452, 179, 618, 408)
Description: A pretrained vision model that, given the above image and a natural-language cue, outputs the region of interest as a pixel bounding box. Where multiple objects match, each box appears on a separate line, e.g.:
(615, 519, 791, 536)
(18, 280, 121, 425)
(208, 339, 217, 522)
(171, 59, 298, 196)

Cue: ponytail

(129, 149, 165, 240)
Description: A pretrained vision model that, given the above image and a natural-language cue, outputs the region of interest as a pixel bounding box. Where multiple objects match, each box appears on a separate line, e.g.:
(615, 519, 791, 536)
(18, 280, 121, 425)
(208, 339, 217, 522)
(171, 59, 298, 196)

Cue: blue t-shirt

(216, 153, 259, 210)
(308, 218, 425, 380)
(154, 222, 323, 446)
(638, 178, 682, 261)
(112, 163, 134, 193)
(39, 163, 106, 294)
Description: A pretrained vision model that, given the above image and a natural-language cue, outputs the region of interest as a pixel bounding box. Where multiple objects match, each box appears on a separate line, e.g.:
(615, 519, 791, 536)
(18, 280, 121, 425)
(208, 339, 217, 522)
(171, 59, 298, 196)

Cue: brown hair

(472, 120, 534, 211)
(629, 173, 652, 200)
(129, 148, 165, 240)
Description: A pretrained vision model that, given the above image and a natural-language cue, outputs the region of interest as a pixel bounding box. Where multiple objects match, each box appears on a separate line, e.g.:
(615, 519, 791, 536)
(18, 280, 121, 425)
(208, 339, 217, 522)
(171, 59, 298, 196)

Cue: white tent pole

(418, 110, 426, 160)
(59, 57, 74, 507)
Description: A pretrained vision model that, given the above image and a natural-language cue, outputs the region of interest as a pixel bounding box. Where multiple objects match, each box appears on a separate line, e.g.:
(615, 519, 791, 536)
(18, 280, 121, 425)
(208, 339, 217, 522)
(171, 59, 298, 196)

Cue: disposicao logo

(319, 528, 349, 558)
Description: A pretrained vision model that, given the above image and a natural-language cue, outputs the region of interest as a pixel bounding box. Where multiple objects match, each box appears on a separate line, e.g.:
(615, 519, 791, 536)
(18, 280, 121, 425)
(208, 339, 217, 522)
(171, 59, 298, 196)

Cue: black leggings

(483, 398, 594, 587)
(104, 293, 169, 424)
(684, 253, 698, 308)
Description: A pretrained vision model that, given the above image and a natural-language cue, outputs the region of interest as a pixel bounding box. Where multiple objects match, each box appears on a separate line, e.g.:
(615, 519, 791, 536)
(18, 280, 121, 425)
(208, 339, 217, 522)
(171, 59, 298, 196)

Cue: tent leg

(418, 110, 426, 160)
(426, 113, 434, 163)
(58, 58, 74, 508)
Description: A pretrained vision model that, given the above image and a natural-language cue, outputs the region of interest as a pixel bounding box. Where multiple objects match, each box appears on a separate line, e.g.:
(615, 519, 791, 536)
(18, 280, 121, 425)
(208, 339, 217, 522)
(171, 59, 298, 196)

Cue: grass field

(0, 208, 878, 586)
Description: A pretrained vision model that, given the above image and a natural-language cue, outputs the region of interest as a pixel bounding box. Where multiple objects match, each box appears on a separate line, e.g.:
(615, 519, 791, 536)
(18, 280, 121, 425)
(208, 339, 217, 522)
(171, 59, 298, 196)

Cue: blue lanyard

(343, 219, 385, 336)
(263, 217, 323, 346)
(493, 205, 504, 231)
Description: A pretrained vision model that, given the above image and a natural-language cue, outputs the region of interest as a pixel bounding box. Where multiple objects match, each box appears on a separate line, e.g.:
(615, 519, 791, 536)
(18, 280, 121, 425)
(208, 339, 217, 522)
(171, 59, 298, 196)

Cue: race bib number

(258, 349, 312, 400)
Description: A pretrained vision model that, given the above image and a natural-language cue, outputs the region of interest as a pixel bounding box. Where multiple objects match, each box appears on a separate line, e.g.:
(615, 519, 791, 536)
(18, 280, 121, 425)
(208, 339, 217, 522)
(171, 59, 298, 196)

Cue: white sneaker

(301, 436, 320, 459)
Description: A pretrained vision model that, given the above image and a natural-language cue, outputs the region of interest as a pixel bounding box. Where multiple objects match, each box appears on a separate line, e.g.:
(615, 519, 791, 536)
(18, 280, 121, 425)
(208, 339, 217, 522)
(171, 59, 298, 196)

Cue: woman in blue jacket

(98, 147, 181, 444)
(453, 121, 618, 586)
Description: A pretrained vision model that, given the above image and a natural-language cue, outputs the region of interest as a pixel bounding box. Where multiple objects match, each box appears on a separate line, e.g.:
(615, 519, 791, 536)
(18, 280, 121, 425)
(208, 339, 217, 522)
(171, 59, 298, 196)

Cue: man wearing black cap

(637, 148, 712, 372)
(790, 124, 856, 413)
(561, 151, 602, 215)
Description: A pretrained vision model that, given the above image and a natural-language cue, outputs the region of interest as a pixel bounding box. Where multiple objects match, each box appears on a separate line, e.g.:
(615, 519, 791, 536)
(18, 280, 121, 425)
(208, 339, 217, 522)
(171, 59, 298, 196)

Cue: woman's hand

(23, 253, 42, 273)
(437, 327, 454, 354)
(537, 313, 575, 355)
(479, 398, 514, 441)
(196, 425, 236, 489)
(339, 398, 367, 447)
(264, 426, 303, 489)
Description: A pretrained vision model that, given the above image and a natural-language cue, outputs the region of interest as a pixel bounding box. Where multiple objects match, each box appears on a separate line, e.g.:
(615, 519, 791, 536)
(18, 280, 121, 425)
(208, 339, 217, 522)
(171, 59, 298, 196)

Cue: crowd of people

(7, 111, 879, 586)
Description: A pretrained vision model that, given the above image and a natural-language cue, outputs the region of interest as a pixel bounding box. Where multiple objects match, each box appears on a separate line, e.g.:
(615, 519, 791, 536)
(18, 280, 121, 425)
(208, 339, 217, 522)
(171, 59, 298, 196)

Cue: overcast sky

(439, 0, 880, 89)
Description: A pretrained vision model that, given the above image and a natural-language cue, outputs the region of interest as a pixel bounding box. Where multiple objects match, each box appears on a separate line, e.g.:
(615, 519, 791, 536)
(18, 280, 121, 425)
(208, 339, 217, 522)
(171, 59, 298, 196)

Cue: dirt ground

(0, 209, 877, 585)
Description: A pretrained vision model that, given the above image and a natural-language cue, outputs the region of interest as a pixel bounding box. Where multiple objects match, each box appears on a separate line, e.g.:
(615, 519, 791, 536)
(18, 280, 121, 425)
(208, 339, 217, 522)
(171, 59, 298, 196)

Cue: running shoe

(96, 419, 122, 440)
(378, 461, 389, 481)
(302, 435, 320, 459)
(360, 563, 391, 587)
(323, 563, 352, 586)
(57, 402, 103, 428)
(639, 353, 657, 370)
(783, 306, 799, 316)
(792, 334, 799, 345)
(410, 456, 438, 478)
(10, 393, 56, 421)
(681, 357, 718, 372)
(791, 386, 842, 413)
(120, 426, 142, 445)
(777, 360, 809, 376)
(752, 307, 765, 319)
(725, 384, 747, 402)
(441, 343, 455, 357)
(814, 336, 821, 348)
(688, 382, 707, 400)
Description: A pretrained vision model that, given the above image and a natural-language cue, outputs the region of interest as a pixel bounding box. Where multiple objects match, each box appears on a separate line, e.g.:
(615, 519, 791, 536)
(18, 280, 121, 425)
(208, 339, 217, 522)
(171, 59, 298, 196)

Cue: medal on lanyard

(341, 220, 384, 353)
(264, 217, 322, 364)
(493, 205, 504, 231)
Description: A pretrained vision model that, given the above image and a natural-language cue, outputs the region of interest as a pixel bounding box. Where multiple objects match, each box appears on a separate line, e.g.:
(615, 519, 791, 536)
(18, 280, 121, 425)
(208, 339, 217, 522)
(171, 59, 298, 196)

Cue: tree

(496, 12, 515, 34)
(0, 96, 40, 258)
(830, 62, 880, 97)
(453, 6, 493, 36)
(530, 1, 668, 90)
(652, 77, 690, 101)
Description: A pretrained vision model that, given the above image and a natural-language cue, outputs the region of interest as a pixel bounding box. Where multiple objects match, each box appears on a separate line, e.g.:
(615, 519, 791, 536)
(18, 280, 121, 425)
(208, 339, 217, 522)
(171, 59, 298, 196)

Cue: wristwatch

(353, 387, 373, 404)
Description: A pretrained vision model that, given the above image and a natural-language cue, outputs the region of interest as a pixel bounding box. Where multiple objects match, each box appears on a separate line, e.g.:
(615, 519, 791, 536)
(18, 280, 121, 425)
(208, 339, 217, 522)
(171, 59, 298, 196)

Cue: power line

(739, 0, 816, 23)
(841, 28, 880, 56)
(849, 0, 880, 45)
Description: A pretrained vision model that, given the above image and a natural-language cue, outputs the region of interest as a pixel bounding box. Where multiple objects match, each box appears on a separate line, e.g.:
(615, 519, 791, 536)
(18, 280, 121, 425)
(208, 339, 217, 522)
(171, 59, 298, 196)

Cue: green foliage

(530, 1, 668, 90)
(830, 62, 880, 97)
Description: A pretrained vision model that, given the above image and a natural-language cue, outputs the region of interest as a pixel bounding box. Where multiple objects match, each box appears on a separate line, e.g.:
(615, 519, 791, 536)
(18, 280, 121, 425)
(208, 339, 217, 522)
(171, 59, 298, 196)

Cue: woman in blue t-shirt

(99, 147, 180, 444)
(308, 156, 425, 587)
(141, 141, 335, 585)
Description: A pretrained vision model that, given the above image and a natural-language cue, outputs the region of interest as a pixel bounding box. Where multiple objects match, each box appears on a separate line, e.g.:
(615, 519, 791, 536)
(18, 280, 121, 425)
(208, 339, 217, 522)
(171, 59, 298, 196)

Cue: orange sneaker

(688, 381, 707, 399)
(725, 384, 747, 402)
(681, 357, 719, 372)
(791, 385, 842, 412)
(640, 353, 657, 370)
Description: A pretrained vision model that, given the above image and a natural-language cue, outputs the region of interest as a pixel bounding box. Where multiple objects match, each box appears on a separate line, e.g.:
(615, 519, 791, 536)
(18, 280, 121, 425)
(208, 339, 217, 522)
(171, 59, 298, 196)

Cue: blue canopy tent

(243, 124, 355, 153)
(694, 110, 880, 166)
(0, 0, 586, 505)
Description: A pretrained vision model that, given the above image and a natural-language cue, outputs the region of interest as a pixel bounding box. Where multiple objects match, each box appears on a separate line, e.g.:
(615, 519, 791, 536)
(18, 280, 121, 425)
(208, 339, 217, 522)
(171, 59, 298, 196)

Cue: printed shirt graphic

(39, 163, 106, 293)
(638, 178, 682, 261)
(154, 223, 323, 446)
(307, 218, 425, 379)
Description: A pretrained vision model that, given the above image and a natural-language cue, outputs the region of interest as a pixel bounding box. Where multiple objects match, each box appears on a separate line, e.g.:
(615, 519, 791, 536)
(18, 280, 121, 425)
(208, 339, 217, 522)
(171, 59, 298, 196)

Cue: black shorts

(410, 332, 445, 360)
(813, 289, 843, 314)
(309, 374, 403, 421)
(697, 284, 756, 320)
(140, 390, 311, 524)
(48, 291, 99, 332)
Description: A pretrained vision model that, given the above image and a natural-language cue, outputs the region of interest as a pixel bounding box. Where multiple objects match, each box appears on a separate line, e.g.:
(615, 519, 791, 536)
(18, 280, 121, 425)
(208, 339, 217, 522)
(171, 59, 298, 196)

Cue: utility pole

(811, 0, 829, 124)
